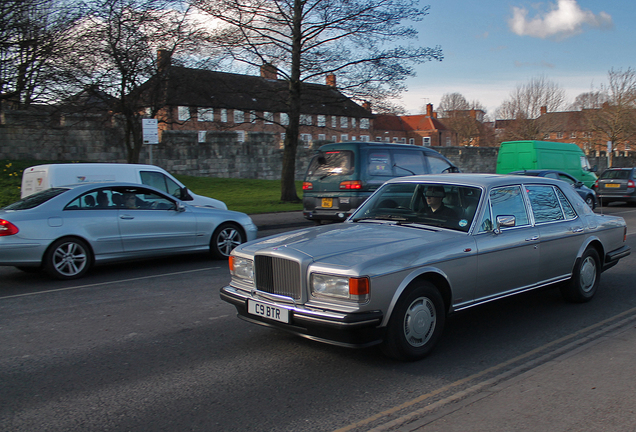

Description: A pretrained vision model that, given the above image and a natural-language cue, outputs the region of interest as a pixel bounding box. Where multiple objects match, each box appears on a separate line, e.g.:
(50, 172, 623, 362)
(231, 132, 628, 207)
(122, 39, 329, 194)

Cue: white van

(20, 163, 227, 209)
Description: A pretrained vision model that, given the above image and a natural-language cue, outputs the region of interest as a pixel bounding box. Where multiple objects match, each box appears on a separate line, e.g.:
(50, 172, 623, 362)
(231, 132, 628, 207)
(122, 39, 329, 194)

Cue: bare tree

(570, 90, 608, 110)
(584, 68, 636, 161)
(192, 0, 443, 202)
(0, 0, 83, 107)
(433, 92, 489, 146)
(60, 0, 220, 163)
(496, 76, 566, 141)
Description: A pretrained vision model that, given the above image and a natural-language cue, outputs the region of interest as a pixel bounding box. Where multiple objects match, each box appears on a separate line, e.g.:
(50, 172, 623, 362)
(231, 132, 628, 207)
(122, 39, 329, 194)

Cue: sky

(398, 0, 636, 118)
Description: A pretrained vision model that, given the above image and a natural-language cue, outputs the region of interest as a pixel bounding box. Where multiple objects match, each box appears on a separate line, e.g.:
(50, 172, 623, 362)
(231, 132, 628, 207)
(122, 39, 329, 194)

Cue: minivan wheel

(210, 223, 244, 259)
(43, 238, 92, 280)
(560, 248, 600, 303)
(585, 195, 595, 209)
(381, 281, 445, 361)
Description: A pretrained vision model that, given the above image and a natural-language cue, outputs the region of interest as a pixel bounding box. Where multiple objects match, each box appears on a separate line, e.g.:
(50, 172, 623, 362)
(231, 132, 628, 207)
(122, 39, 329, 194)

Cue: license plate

(321, 197, 333, 208)
(605, 183, 620, 188)
(248, 300, 289, 323)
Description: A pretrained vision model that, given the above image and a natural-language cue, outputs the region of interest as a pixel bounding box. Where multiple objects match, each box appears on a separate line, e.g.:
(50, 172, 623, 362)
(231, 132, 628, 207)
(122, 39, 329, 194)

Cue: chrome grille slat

(254, 256, 301, 300)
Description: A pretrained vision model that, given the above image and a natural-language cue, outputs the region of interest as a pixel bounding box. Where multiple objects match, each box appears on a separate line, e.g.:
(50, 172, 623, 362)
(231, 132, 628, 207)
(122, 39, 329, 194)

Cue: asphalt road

(1, 205, 635, 431)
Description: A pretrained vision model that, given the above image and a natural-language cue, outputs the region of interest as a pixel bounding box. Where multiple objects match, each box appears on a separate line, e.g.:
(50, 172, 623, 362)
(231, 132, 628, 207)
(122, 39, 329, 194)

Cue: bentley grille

(254, 256, 302, 300)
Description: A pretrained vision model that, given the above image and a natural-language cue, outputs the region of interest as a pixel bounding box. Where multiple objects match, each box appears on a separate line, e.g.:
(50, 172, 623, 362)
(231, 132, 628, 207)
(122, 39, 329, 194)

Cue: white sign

(142, 119, 159, 145)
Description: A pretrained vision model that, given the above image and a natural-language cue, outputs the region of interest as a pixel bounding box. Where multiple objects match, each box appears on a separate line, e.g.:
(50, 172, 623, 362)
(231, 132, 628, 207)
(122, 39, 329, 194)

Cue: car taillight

(302, 182, 313, 190)
(0, 219, 19, 236)
(339, 180, 362, 190)
(628, 180, 635, 189)
(593, 180, 599, 189)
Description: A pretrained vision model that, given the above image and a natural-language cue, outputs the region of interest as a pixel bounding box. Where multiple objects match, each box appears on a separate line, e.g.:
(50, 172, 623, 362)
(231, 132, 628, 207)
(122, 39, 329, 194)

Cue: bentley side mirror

(494, 215, 516, 234)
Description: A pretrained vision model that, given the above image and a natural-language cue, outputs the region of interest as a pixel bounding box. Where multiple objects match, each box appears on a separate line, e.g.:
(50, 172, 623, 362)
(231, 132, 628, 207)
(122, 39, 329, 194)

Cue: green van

(302, 142, 459, 223)
(496, 140, 597, 187)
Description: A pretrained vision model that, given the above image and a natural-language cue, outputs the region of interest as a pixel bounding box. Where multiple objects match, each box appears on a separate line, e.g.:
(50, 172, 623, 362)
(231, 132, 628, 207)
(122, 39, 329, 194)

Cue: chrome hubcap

(403, 297, 436, 347)
(579, 256, 597, 293)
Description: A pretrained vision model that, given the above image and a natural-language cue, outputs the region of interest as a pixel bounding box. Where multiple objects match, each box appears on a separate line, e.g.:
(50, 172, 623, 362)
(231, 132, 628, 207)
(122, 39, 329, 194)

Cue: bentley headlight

(311, 273, 369, 302)
(229, 256, 254, 281)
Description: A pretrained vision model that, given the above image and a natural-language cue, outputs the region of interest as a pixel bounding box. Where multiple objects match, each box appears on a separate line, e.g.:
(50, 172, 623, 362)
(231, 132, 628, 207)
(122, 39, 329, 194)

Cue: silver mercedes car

(221, 174, 630, 361)
(0, 182, 257, 280)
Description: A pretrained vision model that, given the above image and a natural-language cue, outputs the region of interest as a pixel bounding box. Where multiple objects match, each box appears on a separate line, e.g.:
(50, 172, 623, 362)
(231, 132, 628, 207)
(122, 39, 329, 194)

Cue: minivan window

(393, 151, 426, 175)
(427, 154, 454, 173)
(368, 152, 392, 176)
(306, 150, 354, 178)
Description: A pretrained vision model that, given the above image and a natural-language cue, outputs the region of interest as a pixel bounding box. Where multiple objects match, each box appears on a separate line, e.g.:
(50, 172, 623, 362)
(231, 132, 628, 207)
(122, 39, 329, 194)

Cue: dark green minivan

(302, 142, 459, 223)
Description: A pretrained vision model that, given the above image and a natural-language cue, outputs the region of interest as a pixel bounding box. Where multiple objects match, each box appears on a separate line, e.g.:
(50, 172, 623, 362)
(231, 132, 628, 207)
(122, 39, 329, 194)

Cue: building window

(446, 137, 451, 146)
(543, 133, 550, 139)
(423, 137, 431, 146)
(250, 111, 257, 123)
(300, 134, 312, 148)
(331, 116, 337, 128)
(317, 115, 326, 127)
(300, 114, 312, 125)
(264, 112, 274, 124)
(392, 137, 399, 143)
(280, 113, 289, 126)
(360, 135, 369, 142)
(237, 130, 245, 142)
(401, 138, 406, 144)
(360, 118, 370, 129)
(318, 134, 326, 141)
(234, 110, 245, 123)
(340, 116, 348, 128)
(178, 106, 190, 121)
(376, 137, 382, 142)
(332, 135, 337, 142)
(351, 118, 356, 128)
(341, 134, 348, 142)
(570, 132, 576, 138)
(384, 137, 390, 142)
(556, 132, 563, 139)
(409, 138, 415, 145)
(198, 108, 214, 122)
(198, 131, 207, 143)
(221, 109, 228, 122)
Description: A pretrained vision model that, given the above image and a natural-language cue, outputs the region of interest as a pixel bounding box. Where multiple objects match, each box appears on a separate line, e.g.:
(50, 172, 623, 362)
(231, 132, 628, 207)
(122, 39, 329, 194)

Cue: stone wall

(2, 108, 636, 178)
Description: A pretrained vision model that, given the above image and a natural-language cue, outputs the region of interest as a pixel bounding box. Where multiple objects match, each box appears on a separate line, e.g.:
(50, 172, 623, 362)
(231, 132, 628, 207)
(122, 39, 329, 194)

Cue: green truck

(496, 140, 597, 187)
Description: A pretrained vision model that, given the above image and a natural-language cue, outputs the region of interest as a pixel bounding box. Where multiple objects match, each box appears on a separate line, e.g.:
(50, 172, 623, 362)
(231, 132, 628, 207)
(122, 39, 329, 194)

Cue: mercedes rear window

(3, 188, 68, 210)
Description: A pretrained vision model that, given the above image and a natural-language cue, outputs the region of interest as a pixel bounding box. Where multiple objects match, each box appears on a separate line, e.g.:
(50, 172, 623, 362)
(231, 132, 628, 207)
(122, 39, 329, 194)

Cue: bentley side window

(526, 185, 565, 223)
(488, 186, 529, 228)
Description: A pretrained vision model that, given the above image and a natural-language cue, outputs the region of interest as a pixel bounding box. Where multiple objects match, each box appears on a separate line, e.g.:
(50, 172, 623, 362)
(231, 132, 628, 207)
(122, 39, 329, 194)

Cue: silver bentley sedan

(0, 182, 257, 280)
(221, 174, 630, 361)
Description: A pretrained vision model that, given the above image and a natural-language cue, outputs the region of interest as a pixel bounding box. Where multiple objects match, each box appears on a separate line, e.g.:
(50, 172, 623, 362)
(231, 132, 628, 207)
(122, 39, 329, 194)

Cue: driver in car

(422, 186, 458, 220)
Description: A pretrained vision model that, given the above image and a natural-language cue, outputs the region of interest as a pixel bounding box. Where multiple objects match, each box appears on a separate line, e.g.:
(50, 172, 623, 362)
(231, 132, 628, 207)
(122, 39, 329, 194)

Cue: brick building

(136, 51, 374, 148)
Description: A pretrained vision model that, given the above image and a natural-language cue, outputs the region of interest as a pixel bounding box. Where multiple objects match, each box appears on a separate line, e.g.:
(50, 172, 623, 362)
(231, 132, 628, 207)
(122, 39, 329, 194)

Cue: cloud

(509, 0, 613, 39)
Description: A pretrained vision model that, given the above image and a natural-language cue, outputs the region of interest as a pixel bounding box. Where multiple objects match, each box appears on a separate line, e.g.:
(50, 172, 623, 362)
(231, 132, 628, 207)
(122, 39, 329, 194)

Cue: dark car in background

(595, 168, 636, 206)
(302, 142, 459, 224)
(511, 169, 598, 209)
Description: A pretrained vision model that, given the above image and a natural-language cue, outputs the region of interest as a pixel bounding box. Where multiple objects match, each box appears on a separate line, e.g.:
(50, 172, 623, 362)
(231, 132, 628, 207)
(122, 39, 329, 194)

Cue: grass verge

(0, 160, 304, 214)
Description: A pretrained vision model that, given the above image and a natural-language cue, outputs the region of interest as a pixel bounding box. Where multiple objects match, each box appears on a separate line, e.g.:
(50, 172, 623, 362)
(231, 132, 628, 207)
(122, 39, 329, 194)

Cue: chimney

(157, 49, 171, 72)
(540, 106, 547, 116)
(326, 73, 336, 87)
(426, 103, 434, 117)
(260, 63, 278, 80)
